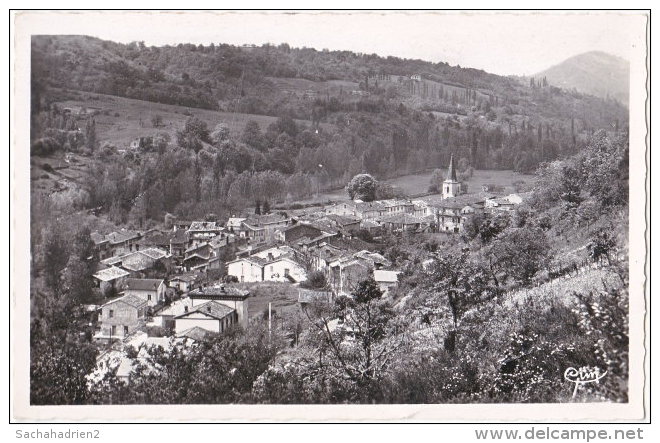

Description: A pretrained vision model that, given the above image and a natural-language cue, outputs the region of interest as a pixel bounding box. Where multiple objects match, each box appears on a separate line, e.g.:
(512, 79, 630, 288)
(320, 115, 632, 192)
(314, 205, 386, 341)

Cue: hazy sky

(21, 10, 647, 76)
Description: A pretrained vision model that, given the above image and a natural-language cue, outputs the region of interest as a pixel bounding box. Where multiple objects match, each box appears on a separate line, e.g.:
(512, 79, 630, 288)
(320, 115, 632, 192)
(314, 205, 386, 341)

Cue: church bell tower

(442, 155, 461, 199)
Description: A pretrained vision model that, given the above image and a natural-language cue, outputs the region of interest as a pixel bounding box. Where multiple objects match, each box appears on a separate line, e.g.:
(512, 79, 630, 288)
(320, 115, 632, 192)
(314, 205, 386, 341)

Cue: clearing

(52, 90, 333, 148)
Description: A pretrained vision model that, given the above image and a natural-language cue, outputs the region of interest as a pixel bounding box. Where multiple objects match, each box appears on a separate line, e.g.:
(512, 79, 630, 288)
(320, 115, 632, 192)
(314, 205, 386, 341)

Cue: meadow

(54, 90, 331, 148)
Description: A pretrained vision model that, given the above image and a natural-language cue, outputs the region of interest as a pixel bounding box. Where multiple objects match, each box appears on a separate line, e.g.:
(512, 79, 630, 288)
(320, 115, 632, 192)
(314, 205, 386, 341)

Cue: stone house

(95, 294, 148, 342)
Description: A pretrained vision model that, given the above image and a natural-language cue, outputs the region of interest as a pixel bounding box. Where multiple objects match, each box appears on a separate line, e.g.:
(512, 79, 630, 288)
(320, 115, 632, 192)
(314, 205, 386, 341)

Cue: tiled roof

(139, 247, 169, 260)
(122, 278, 163, 292)
(176, 301, 235, 320)
(170, 274, 200, 283)
(189, 285, 250, 299)
(226, 217, 247, 227)
(355, 201, 386, 212)
(170, 229, 188, 244)
(244, 213, 290, 226)
(104, 294, 147, 309)
(324, 214, 360, 226)
(176, 326, 214, 341)
(105, 230, 140, 245)
(137, 233, 171, 246)
(426, 194, 486, 209)
(120, 251, 154, 272)
(188, 221, 222, 232)
(93, 266, 130, 282)
(100, 255, 123, 266)
(90, 232, 107, 245)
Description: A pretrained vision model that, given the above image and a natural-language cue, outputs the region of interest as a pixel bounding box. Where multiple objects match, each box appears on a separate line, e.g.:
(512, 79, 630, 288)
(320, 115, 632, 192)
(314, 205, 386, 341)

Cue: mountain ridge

(536, 51, 629, 106)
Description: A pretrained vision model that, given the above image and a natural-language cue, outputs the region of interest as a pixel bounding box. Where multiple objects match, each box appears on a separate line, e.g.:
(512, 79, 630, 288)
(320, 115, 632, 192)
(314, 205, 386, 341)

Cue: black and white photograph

(10, 9, 649, 423)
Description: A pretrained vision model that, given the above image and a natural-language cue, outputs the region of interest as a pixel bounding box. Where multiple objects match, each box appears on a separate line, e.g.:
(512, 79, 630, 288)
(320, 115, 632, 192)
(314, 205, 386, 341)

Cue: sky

(19, 10, 648, 76)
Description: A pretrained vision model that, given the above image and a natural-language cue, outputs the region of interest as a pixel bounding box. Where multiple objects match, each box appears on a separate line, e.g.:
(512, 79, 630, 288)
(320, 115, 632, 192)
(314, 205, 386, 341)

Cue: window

(109, 309, 114, 318)
(284, 268, 290, 276)
(148, 294, 152, 301)
(123, 326, 129, 335)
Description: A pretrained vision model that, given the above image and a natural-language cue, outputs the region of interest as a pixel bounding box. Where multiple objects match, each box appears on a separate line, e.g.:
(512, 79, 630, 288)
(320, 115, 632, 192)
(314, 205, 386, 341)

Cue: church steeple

(442, 154, 461, 199)
(446, 154, 457, 182)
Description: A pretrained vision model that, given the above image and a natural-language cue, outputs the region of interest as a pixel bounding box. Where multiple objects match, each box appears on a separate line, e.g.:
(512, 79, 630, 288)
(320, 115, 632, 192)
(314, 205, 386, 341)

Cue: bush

(300, 270, 328, 289)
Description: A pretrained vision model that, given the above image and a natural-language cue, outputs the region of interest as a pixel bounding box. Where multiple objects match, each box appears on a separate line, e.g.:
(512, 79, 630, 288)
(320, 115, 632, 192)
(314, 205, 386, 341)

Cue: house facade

(95, 295, 147, 341)
(188, 285, 250, 329)
(227, 257, 266, 283)
(174, 301, 238, 335)
(263, 256, 307, 283)
(120, 278, 166, 307)
(241, 214, 293, 244)
(276, 223, 323, 244)
(93, 266, 130, 295)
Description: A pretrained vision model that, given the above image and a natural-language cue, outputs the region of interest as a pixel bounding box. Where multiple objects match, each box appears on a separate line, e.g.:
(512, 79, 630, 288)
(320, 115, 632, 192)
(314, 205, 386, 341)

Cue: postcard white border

(10, 10, 650, 422)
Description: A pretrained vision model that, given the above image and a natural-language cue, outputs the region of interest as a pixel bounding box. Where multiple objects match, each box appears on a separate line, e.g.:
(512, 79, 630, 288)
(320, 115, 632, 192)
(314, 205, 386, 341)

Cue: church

(442, 154, 461, 199)
(428, 154, 485, 233)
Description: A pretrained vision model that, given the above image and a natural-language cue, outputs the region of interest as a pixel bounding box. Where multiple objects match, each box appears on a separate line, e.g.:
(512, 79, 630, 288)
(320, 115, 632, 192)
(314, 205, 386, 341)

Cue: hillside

(30, 35, 630, 226)
(537, 51, 630, 106)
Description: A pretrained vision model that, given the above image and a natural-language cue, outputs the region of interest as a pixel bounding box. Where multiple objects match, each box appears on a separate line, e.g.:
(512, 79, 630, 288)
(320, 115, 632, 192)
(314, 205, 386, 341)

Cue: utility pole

(268, 302, 272, 340)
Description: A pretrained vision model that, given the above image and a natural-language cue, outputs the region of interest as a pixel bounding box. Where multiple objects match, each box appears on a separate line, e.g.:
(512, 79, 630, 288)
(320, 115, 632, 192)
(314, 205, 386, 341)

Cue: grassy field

(54, 90, 332, 148)
(291, 169, 536, 207)
(266, 77, 359, 95)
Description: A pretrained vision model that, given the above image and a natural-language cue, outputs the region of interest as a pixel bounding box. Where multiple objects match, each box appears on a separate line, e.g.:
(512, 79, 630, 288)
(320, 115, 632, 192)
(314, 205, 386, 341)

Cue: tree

(64, 255, 96, 304)
(262, 200, 271, 214)
(254, 200, 261, 215)
(210, 123, 230, 144)
(31, 328, 98, 404)
(151, 114, 163, 128)
(587, 228, 616, 264)
(84, 118, 97, 152)
(300, 270, 329, 290)
(490, 226, 550, 285)
(425, 252, 492, 330)
(560, 164, 583, 206)
(42, 225, 70, 295)
(241, 120, 265, 151)
(346, 173, 377, 202)
(305, 278, 405, 395)
(176, 117, 210, 152)
(89, 326, 282, 404)
(428, 168, 444, 194)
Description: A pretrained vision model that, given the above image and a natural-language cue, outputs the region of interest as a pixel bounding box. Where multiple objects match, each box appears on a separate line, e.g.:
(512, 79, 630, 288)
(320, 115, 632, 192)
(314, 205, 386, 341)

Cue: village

(86, 155, 525, 383)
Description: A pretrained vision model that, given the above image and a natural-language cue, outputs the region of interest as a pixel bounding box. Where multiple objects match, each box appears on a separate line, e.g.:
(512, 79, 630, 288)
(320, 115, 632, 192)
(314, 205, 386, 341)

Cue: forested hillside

(30, 36, 628, 228)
